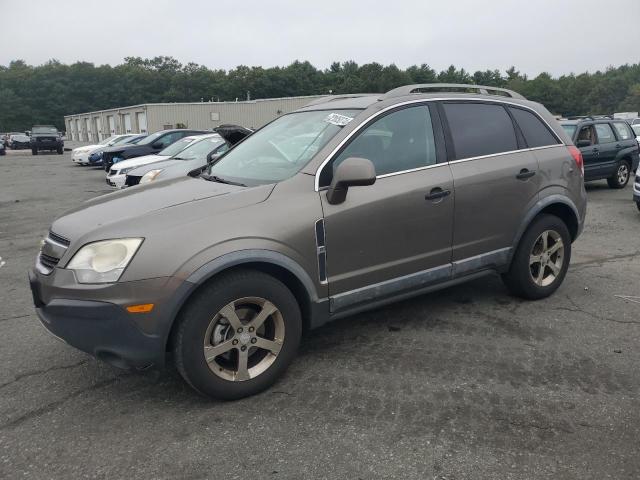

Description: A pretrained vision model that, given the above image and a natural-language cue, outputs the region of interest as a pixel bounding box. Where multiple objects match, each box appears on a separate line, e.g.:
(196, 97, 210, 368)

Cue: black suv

(30, 125, 64, 155)
(561, 118, 639, 188)
(102, 129, 208, 171)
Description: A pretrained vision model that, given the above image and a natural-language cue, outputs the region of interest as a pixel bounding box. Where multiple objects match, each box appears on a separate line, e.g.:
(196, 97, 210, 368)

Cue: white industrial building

(64, 95, 326, 142)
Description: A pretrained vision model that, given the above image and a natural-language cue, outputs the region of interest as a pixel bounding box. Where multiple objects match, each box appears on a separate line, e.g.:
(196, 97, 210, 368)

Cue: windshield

(111, 135, 134, 145)
(173, 136, 225, 160)
(207, 110, 360, 185)
(632, 125, 640, 136)
(561, 124, 577, 137)
(100, 135, 119, 145)
(159, 136, 197, 156)
(137, 131, 164, 145)
(32, 126, 57, 134)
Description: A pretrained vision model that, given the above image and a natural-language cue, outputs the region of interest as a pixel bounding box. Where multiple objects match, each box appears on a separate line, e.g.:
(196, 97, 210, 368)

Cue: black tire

(502, 214, 572, 300)
(174, 269, 302, 400)
(32, 148, 38, 155)
(607, 160, 631, 189)
(636, 202, 640, 212)
(57, 147, 63, 154)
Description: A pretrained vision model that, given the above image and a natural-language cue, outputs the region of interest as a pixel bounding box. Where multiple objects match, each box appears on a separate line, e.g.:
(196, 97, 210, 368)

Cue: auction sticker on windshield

(324, 113, 353, 126)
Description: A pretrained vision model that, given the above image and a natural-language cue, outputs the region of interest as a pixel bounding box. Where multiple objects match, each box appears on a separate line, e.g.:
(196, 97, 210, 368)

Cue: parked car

(634, 173, 640, 211)
(632, 124, 640, 143)
(29, 83, 586, 400)
(9, 134, 31, 149)
(124, 125, 252, 187)
(88, 134, 146, 166)
(0, 139, 5, 155)
(106, 134, 213, 188)
(101, 129, 208, 172)
(561, 118, 639, 188)
(72, 134, 138, 165)
(30, 125, 64, 155)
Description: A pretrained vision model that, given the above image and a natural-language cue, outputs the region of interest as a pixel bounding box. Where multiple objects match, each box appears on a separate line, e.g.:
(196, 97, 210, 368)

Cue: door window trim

(314, 97, 566, 191)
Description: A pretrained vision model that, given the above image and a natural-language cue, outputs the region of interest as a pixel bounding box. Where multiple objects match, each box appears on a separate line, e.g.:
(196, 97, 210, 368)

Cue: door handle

(425, 187, 451, 201)
(592, 147, 599, 155)
(516, 168, 536, 180)
(615, 144, 623, 149)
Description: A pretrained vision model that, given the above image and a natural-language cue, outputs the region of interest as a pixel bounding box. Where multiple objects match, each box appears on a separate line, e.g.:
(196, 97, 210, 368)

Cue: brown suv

(29, 84, 587, 400)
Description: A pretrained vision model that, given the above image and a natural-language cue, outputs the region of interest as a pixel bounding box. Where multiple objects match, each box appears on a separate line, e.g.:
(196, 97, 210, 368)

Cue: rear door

(593, 123, 619, 176)
(319, 104, 454, 302)
(441, 101, 541, 269)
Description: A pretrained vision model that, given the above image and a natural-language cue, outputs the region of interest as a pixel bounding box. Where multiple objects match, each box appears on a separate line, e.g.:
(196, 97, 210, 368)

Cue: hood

(50, 176, 274, 242)
(73, 144, 100, 153)
(103, 143, 148, 157)
(112, 154, 169, 171)
(129, 157, 202, 177)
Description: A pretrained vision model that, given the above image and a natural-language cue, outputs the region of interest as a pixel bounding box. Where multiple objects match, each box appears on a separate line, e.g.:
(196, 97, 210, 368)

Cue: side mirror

(207, 152, 222, 164)
(152, 141, 164, 149)
(576, 139, 591, 148)
(326, 157, 376, 205)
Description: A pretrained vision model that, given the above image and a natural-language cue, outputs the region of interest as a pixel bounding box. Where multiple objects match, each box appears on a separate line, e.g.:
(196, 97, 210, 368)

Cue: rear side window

(612, 122, 633, 140)
(443, 103, 517, 159)
(594, 124, 616, 144)
(509, 107, 560, 148)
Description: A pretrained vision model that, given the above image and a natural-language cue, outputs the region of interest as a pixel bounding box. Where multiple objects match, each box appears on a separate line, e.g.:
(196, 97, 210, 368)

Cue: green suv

(29, 84, 587, 399)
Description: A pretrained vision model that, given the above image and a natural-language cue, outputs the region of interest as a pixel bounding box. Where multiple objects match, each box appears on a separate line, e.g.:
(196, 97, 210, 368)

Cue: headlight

(118, 167, 133, 175)
(67, 238, 143, 283)
(140, 169, 163, 184)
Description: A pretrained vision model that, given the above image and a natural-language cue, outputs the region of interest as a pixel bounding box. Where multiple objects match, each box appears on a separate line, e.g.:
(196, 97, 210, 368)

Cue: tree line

(1, 57, 639, 132)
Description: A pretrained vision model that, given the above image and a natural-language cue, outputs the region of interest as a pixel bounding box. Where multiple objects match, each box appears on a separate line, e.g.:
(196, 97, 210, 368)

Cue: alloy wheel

(203, 297, 284, 381)
(529, 230, 564, 287)
(617, 164, 629, 185)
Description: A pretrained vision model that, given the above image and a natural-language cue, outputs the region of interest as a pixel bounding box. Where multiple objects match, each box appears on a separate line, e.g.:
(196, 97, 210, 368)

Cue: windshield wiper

(200, 173, 247, 187)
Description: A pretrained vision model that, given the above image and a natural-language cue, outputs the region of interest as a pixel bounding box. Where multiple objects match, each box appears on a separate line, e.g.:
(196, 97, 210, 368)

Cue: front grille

(39, 253, 60, 270)
(125, 175, 141, 187)
(49, 231, 70, 247)
(36, 231, 70, 275)
(109, 169, 118, 176)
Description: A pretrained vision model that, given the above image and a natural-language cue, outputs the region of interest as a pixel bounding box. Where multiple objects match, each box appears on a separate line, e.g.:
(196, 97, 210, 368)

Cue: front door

(440, 101, 541, 266)
(319, 104, 454, 309)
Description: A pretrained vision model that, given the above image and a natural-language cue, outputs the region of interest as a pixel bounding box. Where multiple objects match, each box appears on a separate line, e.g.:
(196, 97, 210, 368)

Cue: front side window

(443, 103, 517, 159)
(577, 126, 595, 146)
(509, 107, 560, 148)
(321, 105, 436, 185)
(632, 124, 640, 137)
(612, 122, 632, 140)
(207, 109, 360, 186)
(594, 124, 616, 144)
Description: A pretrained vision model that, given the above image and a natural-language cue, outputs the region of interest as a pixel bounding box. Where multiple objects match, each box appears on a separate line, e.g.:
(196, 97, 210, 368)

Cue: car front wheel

(174, 269, 302, 400)
(607, 160, 631, 189)
(32, 148, 38, 155)
(502, 214, 571, 300)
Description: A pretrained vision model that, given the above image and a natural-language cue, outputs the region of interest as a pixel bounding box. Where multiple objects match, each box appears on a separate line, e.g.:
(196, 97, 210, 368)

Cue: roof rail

(303, 93, 378, 107)
(381, 83, 525, 100)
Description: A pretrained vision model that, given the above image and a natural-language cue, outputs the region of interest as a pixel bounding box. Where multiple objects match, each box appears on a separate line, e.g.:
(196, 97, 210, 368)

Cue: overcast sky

(1, 0, 639, 77)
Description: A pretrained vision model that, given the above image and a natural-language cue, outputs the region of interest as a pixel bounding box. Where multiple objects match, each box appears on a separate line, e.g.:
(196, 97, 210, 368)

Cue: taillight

(567, 145, 584, 176)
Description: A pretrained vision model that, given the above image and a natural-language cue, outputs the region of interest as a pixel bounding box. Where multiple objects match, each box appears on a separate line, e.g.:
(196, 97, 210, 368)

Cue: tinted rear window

(509, 107, 560, 148)
(443, 103, 517, 159)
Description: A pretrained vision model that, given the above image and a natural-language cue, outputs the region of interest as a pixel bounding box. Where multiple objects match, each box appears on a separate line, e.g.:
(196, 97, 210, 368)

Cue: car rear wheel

(32, 148, 38, 155)
(174, 269, 302, 400)
(502, 214, 571, 300)
(57, 147, 63, 154)
(607, 160, 631, 189)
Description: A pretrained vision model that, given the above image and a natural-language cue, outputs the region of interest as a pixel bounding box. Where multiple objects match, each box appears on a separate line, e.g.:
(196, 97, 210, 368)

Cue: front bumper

(29, 268, 190, 370)
(106, 173, 126, 188)
(72, 152, 90, 164)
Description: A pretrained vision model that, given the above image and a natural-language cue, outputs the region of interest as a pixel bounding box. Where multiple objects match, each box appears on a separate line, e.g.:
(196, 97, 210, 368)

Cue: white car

(106, 134, 217, 188)
(71, 135, 136, 165)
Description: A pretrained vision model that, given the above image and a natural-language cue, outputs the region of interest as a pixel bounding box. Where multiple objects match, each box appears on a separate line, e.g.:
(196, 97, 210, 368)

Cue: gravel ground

(0, 149, 639, 479)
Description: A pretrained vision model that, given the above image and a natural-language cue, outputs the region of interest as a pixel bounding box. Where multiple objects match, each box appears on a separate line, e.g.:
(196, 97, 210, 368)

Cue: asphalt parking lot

(1, 148, 639, 479)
